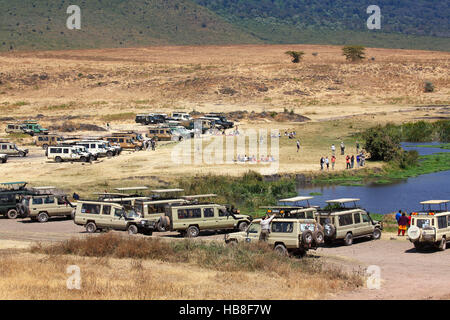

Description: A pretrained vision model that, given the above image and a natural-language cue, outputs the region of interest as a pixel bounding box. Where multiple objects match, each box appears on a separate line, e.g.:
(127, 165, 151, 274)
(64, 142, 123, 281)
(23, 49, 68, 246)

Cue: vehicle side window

(361, 213, 370, 223)
(91, 144, 96, 148)
(177, 208, 201, 219)
(447, 215, 450, 227)
(338, 213, 353, 226)
(44, 197, 54, 204)
(204, 208, 214, 218)
(81, 203, 101, 214)
(1, 145, 6, 150)
(437, 216, 447, 229)
(354, 213, 361, 224)
(114, 208, 124, 217)
(63, 149, 69, 154)
(271, 222, 294, 233)
(102, 205, 111, 216)
(32, 198, 43, 205)
(218, 208, 228, 217)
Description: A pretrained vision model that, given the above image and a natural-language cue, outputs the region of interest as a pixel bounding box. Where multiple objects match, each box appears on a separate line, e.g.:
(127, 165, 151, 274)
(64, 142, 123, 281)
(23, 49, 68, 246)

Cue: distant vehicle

(74, 200, 155, 235)
(180, 119, 212, 134)
(0, 182, 39, 219)
(0, 141, 28, 157)
(5, 123, 27, 134)
(204, 113, 234, 129)
(408, 200, 450, 251)
(162, 195, 252, 237)
(148, 126, 173, 141)
(103, 132, 145, 150)
(225, 215, 323, 257)
(23, 194, 76, 223)
(21, 121, 49, 136)
(74, 140, 114, 157)
(35, 134, 64, 149)
(47, 145, 93, 163)
(315, 198, 382, 246)
(171, 112, 192, 122)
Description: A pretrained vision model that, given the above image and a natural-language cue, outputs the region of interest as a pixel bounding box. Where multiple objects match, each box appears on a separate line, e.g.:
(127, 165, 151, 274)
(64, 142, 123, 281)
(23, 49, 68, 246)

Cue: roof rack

(150, 188, 184, 193)
(326, 198, 360, 204)
(181, 194, 217, 200)
(115, 187, 149, 191)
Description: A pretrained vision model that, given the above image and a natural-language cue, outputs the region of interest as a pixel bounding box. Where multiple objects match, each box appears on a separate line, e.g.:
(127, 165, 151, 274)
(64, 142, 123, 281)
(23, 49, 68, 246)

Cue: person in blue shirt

(395, 210, 402, 223)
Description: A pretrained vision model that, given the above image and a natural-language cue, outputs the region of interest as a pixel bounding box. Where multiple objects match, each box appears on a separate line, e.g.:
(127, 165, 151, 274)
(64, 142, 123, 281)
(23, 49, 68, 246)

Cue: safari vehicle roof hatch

(115, 187, 149, 191)
(150, 188, 184, 193)
(181, 194, 217, 200)
(326, 198, 360, 204)
(419, 200, 449, 213)
(136, 198, 189, 205)
(0, 181, 28, 190)
(278, 196, 314, 207)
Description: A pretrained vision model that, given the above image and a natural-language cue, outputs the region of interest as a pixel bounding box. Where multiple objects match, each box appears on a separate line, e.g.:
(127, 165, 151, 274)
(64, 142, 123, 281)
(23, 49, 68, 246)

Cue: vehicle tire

(344, 233, 353, 246)
(186, 226, 200, 238)
(106, 151, 113, 157)
(135, 146, 140, 151)
(274, 244, 288, 256)
(313, 230, 325, 244)
(226, 239, 238, 246)
(302, 230, 313, 245)
(19, 151, 25, 157)
(85, 222, 97, 233)
(55, 156, 63, 163)
(80, 156, 87, 162)
(6, 209, 18, 219)
(127, 224, 138, 235)
(43, 144, 48, 150)
(372, 228, 382, 240)
(438, 237, 447, 251)
(323, 223, 336, 238)
(237, 221, 249, 232)
(37, 212, 49, 223)
(407, 226, 421, 241)
(1, 158, 6, 163)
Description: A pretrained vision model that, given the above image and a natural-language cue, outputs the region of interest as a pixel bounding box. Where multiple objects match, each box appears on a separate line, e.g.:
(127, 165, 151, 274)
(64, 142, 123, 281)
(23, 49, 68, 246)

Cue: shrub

(342, 46, 366, 62)
(285, 51, 305, 63)
(361, 124, 401, 161)
(424, 81, 434, 93)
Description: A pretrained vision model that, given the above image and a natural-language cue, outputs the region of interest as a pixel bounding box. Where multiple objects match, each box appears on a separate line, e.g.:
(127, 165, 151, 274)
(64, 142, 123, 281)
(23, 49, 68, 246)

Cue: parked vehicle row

(6, 120, 49, 136)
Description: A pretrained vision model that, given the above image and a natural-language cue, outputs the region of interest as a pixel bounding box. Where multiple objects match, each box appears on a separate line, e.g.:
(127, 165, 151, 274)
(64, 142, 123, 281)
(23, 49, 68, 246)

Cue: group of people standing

(319, 141, 366, 171)
(396, 210, 412, 236)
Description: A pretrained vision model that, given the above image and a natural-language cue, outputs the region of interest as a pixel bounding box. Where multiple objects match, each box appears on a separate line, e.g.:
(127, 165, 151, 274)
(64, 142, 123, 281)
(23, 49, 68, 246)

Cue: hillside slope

(0, 0, 448, 51)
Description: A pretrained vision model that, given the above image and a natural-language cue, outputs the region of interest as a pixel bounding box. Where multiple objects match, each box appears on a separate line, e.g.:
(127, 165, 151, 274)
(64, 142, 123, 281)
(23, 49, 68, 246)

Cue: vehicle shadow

(17, 217, 72, 223)
(404, 247, 441, 254)
(320, 236, 375, 248)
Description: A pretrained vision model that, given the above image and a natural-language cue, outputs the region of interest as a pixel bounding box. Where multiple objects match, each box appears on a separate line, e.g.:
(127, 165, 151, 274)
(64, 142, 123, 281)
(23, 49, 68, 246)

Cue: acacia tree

(342, 45, 366, 62)
(285, 51, 305, 63)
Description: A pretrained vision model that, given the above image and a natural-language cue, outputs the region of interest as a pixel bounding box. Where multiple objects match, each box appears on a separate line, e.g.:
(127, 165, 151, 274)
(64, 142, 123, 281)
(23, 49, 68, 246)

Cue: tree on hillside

(285, 51, 305, 63)
(342, 45, 366, 62)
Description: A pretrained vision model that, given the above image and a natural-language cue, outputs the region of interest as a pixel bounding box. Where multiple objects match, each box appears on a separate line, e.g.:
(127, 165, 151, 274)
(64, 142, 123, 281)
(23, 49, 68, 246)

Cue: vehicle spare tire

(313, 230, 325, 244)
(323, 223, 336, 237)
(407, 226, 421, 241)
(302, 230, 313, 245)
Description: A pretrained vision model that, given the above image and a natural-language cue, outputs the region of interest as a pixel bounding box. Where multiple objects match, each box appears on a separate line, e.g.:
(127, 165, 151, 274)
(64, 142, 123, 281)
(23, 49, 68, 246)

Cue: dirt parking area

(0, 217, 448, 300)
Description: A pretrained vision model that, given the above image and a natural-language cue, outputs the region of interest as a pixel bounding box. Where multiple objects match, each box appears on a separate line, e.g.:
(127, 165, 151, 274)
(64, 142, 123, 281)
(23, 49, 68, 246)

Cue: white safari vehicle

(408, 200, 450, 251)
(47, 145, 92, 163)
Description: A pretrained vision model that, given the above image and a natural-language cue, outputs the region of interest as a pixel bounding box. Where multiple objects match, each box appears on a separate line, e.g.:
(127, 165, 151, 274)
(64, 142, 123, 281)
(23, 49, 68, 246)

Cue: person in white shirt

(259, 214, 276, 241)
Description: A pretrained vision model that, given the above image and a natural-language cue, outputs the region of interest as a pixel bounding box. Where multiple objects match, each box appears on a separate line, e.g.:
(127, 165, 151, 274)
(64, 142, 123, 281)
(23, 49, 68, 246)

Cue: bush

(285, 51, 305, 63)
(424, 81, 434, 93)
(342, 45, 366, 62)
(361, 124, 401, 161)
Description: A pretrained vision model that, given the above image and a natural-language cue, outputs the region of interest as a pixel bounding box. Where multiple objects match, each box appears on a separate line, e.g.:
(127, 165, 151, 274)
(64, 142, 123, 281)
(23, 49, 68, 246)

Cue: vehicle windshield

(416, 218, 431, 228)
(125, 209, 140, 219)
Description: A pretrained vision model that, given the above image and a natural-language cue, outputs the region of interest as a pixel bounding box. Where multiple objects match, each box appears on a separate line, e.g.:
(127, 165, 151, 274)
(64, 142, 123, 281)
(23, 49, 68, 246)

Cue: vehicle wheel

(237, 221, 249, 232)
(186, 226, 200, 238)
(274, 244, 288, 256)
(37, 212, 49, 223)
(313, 230, 325, 244)
(106, 151, 113, 157)
(1, 158, 6, 163)
(80, 156, 87, 162)
(156, 221, 166, 232)
(226, 239, 238, 246)
(135, 146, 140, 151)
(323, 223, 336, 238)
(19, 151, 25, 157)
(372, 228, 382, 240)
(85, 222, 97, 233)
(438, 237, 447, 251)
(344, 233, 353, 246)
(6, 209, 18, 219)
(55, 156, 63, 163)
(302, 230, 313, 245)
(127, 224, 138, 235)
(43, 144, 48, 150)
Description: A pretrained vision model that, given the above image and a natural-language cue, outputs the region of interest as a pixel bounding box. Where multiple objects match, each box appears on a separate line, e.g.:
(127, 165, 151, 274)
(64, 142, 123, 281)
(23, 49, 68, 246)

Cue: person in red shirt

(407, 212, 412, 227)
(398, 213, 409, 236)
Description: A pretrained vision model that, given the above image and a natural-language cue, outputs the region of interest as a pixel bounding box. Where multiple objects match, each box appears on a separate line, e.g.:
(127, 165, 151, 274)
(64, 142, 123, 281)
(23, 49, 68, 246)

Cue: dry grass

(0, 233, 363, 300)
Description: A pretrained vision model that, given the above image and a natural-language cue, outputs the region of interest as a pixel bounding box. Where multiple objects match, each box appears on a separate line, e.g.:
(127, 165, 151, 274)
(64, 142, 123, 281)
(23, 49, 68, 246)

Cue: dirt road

(1, 217, 448, 299)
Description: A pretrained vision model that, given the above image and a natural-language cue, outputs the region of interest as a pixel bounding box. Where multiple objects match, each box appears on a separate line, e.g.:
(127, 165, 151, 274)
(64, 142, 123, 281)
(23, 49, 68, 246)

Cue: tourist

(346, 155, 350, 169)
(325, 157, 329, 171)
(340, 142, 345, 155)
(351, 155, 355, 168)
(331, 155, 336, 170)
(398, 213, 409, 236)
(296, 140, 300, 153)
(259, 214, 276, 242)
(331, 144, 336, 156)
(320, 157, 324, 170)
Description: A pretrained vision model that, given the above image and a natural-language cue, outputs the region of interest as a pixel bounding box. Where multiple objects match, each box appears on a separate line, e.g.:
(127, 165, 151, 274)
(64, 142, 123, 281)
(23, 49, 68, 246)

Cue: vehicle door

(43, 196, 58, 216)
(270, 221, 295, 248)
(201, 207, 218, 230)
(216, 207, 235, 228)
(352, 211, 364, 236)
(108, 206, 128, 230)
(360, 211, 374, 235)
(336, 213, 354, 238)
(245, 223, 261, 243)
(30, 197, 44, 216)
(436, 215, 448, 239)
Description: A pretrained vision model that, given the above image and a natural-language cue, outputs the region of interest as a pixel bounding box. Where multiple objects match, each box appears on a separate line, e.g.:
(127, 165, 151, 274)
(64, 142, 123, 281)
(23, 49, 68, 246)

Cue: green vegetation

(411, 144, 450, 150)
(1, 0, 449, 51)
(177, 171, 297, 215)
(30, 233, 362, 285)
(342, 46, 366, 62)
(101, 112, 136, 122)
(285, 51, 305, 63)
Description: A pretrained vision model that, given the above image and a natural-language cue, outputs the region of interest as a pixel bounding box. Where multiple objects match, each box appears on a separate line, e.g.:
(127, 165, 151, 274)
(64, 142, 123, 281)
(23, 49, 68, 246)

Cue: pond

(296, 143, 450, 214)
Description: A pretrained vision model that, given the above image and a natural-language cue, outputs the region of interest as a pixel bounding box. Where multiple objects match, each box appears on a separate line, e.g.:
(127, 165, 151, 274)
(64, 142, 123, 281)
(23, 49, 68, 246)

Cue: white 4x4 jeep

(408, 200, 450, 251)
